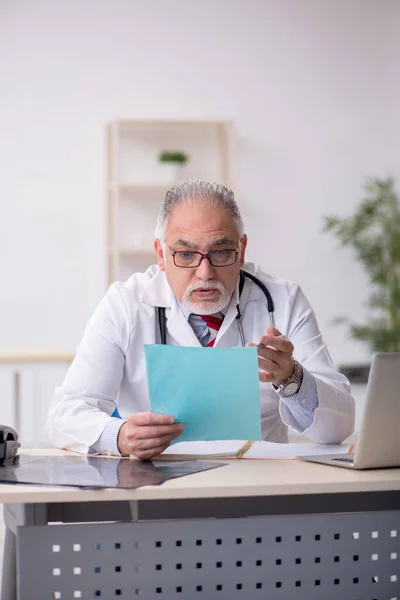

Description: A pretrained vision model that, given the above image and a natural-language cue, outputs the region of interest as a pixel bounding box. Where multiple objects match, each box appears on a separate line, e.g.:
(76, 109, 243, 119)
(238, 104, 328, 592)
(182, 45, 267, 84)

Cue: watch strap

(277, 360, 303, 396)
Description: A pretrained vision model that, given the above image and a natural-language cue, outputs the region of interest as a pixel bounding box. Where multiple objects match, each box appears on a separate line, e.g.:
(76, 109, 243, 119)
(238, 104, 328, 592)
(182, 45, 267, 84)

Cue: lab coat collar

(142, 268, 175, 308)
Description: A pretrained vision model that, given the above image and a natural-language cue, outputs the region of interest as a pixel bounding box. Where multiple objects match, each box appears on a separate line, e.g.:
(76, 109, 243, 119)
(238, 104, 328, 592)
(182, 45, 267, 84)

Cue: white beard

(181, 280, 231, 315)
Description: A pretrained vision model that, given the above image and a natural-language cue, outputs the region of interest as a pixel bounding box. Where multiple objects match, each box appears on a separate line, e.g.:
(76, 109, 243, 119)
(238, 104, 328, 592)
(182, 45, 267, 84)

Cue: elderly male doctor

(46, 179, 355, 459)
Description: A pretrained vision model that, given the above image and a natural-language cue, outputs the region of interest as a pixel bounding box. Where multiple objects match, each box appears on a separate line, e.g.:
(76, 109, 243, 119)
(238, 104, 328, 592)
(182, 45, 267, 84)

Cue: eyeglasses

(167, 246, 239, 268)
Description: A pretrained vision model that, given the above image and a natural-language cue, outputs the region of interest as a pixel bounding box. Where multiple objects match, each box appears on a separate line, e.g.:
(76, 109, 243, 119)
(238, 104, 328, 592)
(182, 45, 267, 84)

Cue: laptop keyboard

(332, 454, 355, 463)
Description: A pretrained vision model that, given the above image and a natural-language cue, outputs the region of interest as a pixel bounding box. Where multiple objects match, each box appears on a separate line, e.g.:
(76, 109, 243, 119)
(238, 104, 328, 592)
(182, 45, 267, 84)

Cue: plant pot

(156, 163, 182, 185)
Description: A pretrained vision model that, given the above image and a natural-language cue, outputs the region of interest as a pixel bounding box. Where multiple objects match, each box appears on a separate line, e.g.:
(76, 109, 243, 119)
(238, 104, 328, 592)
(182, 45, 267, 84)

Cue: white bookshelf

(105, 119, 235, 286)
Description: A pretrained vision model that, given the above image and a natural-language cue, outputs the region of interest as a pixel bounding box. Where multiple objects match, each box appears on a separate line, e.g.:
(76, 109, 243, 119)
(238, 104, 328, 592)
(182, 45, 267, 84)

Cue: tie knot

(199, 315, 223, 330)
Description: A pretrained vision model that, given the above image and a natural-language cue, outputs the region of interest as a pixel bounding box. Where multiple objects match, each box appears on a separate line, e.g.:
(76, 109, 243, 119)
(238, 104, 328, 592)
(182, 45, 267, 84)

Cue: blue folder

(144, 345, 262, 443)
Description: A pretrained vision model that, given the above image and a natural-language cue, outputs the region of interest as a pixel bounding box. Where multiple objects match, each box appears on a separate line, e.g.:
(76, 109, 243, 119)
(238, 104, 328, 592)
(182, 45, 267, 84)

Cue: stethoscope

(156, 269, 275, 345)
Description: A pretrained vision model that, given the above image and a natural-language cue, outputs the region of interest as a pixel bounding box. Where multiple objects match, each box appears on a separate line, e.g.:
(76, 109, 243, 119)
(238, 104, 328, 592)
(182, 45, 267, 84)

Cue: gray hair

(154, 178, 245, 241)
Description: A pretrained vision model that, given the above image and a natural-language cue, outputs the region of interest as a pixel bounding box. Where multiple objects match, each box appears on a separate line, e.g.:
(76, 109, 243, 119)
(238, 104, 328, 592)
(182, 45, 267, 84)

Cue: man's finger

(258, 356, 279, 373)
(258, 335, 293, 353)
(133, 423, 184, 440)
(266, 325, 282, 337)
(258, 370, 274, 383)
(257, 345, 281, 361)
(129, 412, 175, 427)
(247, 341, 281, 354)
(134, 443, 171, 461)
(131, 431, 182, 451)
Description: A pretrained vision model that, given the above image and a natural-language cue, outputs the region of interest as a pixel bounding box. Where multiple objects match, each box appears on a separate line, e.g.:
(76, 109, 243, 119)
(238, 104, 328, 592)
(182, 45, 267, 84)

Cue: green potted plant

(323, 177, 400, 362)
(157, 150, 189, 184)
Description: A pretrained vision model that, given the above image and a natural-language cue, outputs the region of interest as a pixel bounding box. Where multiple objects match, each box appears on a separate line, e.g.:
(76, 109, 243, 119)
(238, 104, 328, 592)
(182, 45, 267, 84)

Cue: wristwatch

(277, 360, 303, 397)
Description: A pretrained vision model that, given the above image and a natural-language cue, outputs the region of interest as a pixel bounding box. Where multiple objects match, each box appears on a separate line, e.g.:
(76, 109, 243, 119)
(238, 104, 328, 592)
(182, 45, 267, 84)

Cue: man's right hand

(117, 412, 184, 460)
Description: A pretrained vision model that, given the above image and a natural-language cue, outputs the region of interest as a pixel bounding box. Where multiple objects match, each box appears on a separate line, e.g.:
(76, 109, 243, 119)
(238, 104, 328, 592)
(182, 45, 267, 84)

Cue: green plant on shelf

(158, 151, 189, 165)
(323, 177, 400, 353)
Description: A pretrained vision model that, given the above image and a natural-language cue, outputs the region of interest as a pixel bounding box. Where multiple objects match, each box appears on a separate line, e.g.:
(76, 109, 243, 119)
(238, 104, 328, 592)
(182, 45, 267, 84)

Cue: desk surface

(0, 449, 400, 504)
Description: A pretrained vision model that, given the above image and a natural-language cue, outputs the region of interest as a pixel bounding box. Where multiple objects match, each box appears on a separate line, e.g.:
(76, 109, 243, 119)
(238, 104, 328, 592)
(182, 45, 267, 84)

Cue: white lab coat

(46, 262, 355, 454)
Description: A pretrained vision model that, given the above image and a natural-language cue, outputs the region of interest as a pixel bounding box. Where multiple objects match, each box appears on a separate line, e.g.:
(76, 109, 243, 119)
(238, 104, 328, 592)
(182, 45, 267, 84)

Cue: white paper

(160, 440, 352, 460)
(244, 441, 352, 459)
(161, 440, 243, 458)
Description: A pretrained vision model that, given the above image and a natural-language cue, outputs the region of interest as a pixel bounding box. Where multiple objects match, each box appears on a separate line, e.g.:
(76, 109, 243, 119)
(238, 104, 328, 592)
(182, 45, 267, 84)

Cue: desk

(1, 449, 400, 599)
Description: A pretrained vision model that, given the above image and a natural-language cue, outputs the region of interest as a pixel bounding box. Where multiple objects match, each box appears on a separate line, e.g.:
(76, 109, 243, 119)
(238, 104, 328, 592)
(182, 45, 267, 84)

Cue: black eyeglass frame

(167, 246, 240, 268)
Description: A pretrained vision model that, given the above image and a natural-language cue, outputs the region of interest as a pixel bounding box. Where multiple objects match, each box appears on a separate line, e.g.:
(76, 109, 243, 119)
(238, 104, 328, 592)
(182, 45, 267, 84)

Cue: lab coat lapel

(214, 280, 241, 345)
(141, 269, 201, 346)
(142, 268, 174, 308)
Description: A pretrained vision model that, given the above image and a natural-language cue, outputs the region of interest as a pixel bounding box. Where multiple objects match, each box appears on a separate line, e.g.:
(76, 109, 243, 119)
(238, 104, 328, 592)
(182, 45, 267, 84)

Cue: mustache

(185, 280, 226, 295)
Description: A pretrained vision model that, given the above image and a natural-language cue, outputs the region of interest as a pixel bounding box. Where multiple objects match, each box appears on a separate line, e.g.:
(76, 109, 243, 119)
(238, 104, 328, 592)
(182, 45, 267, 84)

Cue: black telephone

(0, 425, 20, 463)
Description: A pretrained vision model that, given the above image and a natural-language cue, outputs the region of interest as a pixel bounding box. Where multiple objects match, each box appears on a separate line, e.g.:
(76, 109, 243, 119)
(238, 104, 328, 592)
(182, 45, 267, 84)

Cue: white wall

(0, 0, 399, 365)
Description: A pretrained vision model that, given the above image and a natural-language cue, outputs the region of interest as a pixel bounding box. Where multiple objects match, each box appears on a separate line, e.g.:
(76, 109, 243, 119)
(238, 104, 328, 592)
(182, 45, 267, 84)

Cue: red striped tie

(200, 315, 223, 347)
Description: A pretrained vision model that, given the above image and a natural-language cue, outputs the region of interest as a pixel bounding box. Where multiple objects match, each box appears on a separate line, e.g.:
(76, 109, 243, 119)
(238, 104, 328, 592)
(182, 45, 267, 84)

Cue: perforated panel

(17, 510, 400, 599)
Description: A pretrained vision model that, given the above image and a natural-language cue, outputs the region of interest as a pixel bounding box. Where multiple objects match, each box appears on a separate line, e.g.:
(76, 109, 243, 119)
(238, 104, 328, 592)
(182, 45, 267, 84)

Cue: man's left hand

(247, 325, 295, 386)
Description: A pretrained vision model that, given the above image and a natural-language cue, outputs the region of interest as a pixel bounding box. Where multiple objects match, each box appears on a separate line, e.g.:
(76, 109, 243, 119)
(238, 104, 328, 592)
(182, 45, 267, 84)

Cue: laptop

(299, 353, 400, 469)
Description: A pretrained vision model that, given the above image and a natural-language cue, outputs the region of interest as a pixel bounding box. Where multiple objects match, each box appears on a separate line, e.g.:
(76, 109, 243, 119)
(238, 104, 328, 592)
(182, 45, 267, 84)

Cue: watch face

(282, 381, 299, 397)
